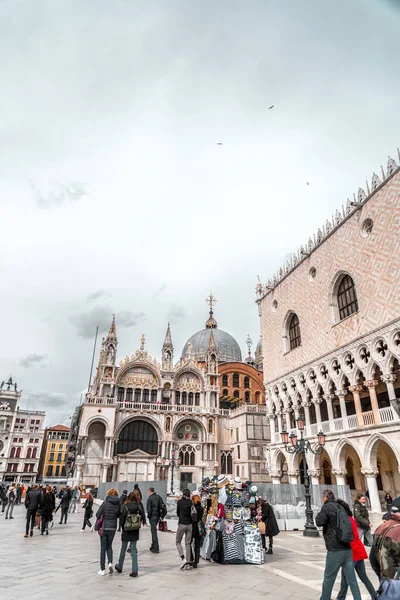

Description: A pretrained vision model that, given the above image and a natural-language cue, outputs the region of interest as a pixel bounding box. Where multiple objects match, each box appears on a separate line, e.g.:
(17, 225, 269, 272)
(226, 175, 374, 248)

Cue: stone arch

(86, 421, 106, 459)
(172, 416, 206, 442)
(318, 449, 336, 486)
(82, 415, 111, 438)
(282, 310, 301, 354)
(174, 366, 205, 389)
(364, 436, 400, 498)
(329, 270, 359, 325)
(333, 438, 364, 491)
(117, 360, 162, 387)
(364, 433, 400, 470)
(115, 414, 163, 441)
(117, 419, 159, 456)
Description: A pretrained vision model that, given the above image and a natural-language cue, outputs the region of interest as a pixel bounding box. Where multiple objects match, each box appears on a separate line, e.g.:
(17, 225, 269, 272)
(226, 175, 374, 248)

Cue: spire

(107, 314, 116, 341)
(205, 292, 218, 329)
(162, 323, 174, 371)
(246, 334, 253, 358)
(208, 330, 217, 352)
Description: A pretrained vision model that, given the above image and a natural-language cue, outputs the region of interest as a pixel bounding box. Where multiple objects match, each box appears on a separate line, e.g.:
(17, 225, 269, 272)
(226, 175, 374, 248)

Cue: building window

(175, 391, 180, 404)
(233, 373, 240, 388)
(222, 374, 228, 387)
(208, 419, 214, 434)
(237, 445, 241, 460)
(182, 392, 187, 406)
(195, 392, 200, 406)
(221, 451, 233, 474)
(233, 390, 240, 399)
(26, 447, 32, 459)
(46, 465, 53, 477)
(61, 466, 66, 477)
(179, 444, 195, 466)
(59, 444, 63, 450)
(244, 376, 250, 389)
(245, 391, 250, 403)
(126, 388, 133, 402)
(32, 448, 37, 459)
(151, 389, 157, 404)
(337, 275, 358, 321)
(222, 389, 229, 397)
(57, 453, 62, 462)
(134, 389, 141, 402)
(142, 389, 150, 403)
(49, 453, 54, 462)
(188, 392, 194, 406)
(55, 465, 60, 476)
(289, 313, 301, 350)
(117, 387, 124, 402)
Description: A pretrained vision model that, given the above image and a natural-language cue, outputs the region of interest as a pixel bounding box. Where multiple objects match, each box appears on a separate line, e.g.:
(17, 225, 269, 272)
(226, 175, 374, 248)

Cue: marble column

(277, 412, 283, 434)
(268, 414, 276, 443)
(101, 464, 108, 483)
(325, 394, 335, 429)
(365, 380, 381, 424)
(332, 469, 347, 487)
(270, 471, 282, 485)
(361, 469, 381, 513)
(288, 470, 299, 485)
(308, 469, 321, 486)
(302, 402, 311, 436)
(348, 385, 364, 428)
(314, 398, 322, 429)
(381, 374, 400, 419)
(76, 463, 82, 484)
(337, 391, 349, 430)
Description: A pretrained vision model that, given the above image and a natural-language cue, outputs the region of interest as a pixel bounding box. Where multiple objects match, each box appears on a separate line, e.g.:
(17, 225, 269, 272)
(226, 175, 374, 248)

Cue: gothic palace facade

(257, 152, 400, 512)
(73, 300, 268, 491)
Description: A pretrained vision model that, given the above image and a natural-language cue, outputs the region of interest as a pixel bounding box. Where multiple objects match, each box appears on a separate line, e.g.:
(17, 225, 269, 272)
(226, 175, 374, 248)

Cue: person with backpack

(315, 489, 362, 600)
(59, 487, 72, 524)
(146, 487, 167, 554)
(24, 484, 43, 538)
(190, 494, 204, 568)
(335, 499, 377, 599)
(176, 489, 193, 569)
(81, 492, 94, 532)
(115, 490, 146, 577)
(354, 494, 373, 547)
(41, 486, 56, 535)
(5, 485, 16, 519)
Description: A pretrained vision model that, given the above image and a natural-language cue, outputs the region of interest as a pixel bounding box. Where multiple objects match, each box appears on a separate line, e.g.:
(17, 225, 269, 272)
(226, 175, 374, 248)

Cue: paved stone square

(0, 505, 379, 600)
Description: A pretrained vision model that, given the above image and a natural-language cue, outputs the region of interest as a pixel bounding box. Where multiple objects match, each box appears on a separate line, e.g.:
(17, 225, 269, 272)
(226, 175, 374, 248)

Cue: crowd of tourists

(316, 489, 400, 600)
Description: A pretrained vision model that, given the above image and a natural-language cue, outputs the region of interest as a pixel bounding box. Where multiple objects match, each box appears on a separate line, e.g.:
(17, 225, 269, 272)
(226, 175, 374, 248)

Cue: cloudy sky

(1, 0, 399, 425)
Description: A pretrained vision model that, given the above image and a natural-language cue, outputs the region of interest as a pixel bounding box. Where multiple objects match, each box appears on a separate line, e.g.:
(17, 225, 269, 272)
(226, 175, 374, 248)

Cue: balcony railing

(362, 410, 375, 426)
(379, 406, 396, 423)
(347, 414, 358, 429)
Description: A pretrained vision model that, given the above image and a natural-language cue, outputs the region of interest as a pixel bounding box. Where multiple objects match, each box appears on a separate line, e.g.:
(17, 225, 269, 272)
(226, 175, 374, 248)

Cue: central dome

(181, 328, 242, 363)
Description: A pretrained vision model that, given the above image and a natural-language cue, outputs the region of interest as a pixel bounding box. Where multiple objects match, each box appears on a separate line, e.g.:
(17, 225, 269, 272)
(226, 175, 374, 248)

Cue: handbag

(94, 514, 104, 537)
(197, 521, 206, 537)
(377, 571, 400, 599)
(259, 521, 266, 535)
(158, 519, 168, 532)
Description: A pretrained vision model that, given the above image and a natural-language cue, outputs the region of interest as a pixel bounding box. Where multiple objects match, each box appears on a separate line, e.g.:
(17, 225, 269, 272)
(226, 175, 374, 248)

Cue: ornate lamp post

(170, 449, 181, 495)
(281, 414, 326, 537)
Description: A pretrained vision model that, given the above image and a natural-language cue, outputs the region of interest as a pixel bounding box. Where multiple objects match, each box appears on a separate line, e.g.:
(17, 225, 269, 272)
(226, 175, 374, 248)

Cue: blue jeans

(337, 559, 377, 599)
(149, 517, 159, 551)
(100, 530, 116, 571)
(320, 549, 362, 600)
(118, 540, 138, 572)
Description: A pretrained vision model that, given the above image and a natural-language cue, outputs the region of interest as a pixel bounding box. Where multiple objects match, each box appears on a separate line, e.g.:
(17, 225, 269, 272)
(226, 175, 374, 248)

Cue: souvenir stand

(199, 476, 263, 565)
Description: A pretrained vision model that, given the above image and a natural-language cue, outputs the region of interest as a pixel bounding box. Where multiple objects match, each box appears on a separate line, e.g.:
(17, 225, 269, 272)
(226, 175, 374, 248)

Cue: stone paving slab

(0, 505, 379, 599)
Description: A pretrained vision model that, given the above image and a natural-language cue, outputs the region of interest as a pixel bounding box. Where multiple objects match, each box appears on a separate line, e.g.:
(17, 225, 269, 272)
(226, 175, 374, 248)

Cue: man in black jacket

(147, 487, 165, 553)
(315, 490, 361, 600)
(24, 485, 43, 538)
(176, 489, 193, 567)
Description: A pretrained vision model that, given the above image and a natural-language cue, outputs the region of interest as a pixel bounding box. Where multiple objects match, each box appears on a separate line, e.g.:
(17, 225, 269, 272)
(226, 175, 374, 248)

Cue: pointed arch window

(151, 390, 157, 403)
(233, 373, 240, 387)
(195, 392, 200, 406)
(182, 392, 187, 405)
(337, 275, 358, 321)
(118, 387, 125, 402)
(289, 314, 301, 350)
(134, 389, 142, 402)
(175, 391, 180, 404)
(179, 445, 195, 466)
(142, 389, 150, 403)
(188, 392, 194, 406)
(126, 388, 133, 402)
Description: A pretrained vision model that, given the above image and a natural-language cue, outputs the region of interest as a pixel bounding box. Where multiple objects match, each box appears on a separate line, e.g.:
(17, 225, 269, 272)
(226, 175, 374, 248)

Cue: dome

(181, 328, 242, 363)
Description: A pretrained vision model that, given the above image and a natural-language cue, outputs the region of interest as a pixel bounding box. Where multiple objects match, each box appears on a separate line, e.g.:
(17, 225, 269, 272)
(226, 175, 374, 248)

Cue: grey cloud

(19, 353, 47, 368)
(32, 181, 87, 208)
(30, 392, 68, 408)
(87, 290, 111, 302)
(167, 305, 186, 323)
(69, 305, 146, 339)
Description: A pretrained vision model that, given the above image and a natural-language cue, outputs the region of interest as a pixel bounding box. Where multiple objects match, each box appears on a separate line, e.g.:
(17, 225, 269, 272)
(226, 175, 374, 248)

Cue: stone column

(288, 470, 299, 485)
(277, 412, 283, 434)
(381, 374, 400, 419)
(76, 463, 82, 484)
(270, 471, 282, 485)
(332, 469, 347, 487)
(104, 437, 110, 458)
(308, 470, 321, 486)
(101, 464, 108, 483)
(325, 394, 335, 425)
(268, 414, 276, 443)
(365, 380, 380, 424)
(314, 398, 322, 429)
(348, 385, 364, 428)
(302, 402, 311, 436)
(361, 469, 381, 513)
(337, 391, 349, 430)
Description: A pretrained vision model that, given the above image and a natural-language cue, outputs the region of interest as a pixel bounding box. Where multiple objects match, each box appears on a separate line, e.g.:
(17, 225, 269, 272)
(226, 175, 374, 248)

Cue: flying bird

(307, 182, 310, 186)
(216, 142, 223, 146)
(268, 105, 275, 110)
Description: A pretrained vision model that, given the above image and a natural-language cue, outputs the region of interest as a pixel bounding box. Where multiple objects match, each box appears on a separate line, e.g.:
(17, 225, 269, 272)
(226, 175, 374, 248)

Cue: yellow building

(38, 424, 70, 483)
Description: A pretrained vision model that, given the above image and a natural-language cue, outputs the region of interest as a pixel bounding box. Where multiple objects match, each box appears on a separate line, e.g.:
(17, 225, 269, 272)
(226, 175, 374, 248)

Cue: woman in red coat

(336, 499, 377, 600)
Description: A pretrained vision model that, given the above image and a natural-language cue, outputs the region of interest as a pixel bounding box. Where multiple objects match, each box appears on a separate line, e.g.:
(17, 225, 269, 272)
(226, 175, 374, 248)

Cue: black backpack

(335, 504, 354, 544)
(158, 496, 167, 519)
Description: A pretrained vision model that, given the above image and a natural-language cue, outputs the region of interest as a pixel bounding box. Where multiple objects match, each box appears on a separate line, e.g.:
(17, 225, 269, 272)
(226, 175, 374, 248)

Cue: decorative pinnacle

(246, 334, 253, 356)
(205, 292, 217, 311)
(205, 292, 218, 329)
(140, 334, 146, 351)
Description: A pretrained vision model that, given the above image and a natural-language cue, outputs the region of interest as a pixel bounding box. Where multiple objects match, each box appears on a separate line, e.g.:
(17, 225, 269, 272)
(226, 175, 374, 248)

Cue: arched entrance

(318, 450, 336, 486)
(86, 422, 106, 459)
(117, 420, 158, 455)
(338, 443, 364, 495)
(368, 438, 400, 501)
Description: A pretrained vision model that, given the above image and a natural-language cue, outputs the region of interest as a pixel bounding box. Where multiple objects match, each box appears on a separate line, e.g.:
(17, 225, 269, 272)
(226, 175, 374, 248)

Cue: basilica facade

(256, 152, 400, 511)
(73, 301, 268, 491)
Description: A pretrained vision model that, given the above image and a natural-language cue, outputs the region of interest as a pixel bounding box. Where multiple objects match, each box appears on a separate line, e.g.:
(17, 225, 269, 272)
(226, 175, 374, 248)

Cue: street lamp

(170, 450, 181, 495)
(281, 414, 326, 538)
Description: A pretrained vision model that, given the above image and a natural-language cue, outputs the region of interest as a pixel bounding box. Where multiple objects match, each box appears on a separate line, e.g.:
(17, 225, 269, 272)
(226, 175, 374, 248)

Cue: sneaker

(115, 564, 122, 573)
(129, 572, 138, 578)
(97, 570, 106, 576)
(267, 549, 273, 554)
(108, 563, 113, 574)
(80, 529, 85, 532)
